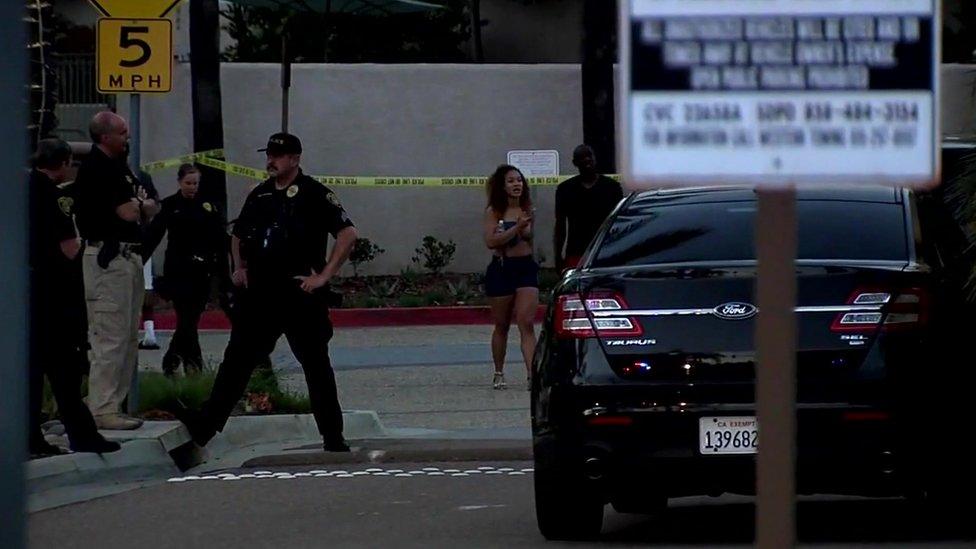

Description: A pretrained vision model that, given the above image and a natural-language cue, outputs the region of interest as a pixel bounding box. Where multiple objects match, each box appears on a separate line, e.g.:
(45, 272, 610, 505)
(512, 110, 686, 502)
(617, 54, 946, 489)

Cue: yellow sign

(88, 0, 183, 18)
(97, 18, 172, 93)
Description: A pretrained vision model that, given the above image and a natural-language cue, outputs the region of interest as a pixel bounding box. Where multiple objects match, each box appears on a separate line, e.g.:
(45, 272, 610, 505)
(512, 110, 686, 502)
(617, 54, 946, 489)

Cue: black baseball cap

(258, 132, 302, 155)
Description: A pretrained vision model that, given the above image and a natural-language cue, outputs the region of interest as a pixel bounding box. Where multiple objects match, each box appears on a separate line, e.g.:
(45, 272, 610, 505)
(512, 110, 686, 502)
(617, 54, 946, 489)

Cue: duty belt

(85, 240, 143, 257)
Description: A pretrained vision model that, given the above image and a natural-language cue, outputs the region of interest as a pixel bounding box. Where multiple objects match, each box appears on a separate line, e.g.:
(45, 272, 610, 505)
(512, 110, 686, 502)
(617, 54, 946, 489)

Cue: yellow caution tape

(140, 149, 225, 173)
(144, 150, 621, 187)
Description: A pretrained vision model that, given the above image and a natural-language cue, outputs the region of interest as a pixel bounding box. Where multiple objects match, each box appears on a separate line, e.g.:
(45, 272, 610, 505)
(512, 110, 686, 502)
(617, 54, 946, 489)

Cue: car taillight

(554, 291, 642, 339)
(830, 288, 928, 333)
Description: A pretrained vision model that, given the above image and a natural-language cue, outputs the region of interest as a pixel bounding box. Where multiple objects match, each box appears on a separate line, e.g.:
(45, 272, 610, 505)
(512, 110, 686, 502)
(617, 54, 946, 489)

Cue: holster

(96, 240, 120, 269)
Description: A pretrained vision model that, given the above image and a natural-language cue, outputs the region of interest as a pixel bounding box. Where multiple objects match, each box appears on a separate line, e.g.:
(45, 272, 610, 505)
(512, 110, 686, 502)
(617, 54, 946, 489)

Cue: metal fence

(53, 53, 115, 107)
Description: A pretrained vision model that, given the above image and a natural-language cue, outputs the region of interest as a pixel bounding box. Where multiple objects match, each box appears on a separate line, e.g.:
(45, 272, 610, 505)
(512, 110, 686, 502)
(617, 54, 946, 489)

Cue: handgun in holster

(96, 240, 120, 269)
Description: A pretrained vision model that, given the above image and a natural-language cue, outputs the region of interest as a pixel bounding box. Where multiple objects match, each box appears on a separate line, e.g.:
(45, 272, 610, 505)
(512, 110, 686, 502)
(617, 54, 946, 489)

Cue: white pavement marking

(166, 466, 534, 483)
(457, 505, 507, 511)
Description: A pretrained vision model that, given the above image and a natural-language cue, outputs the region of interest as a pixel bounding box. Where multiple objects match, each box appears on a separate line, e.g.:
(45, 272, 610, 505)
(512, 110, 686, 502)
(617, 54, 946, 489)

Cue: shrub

(349, 237, 385, 277)
(397, 294, 425, 307)
(447, 279, 474, 303)
(411, 235, 456, 275)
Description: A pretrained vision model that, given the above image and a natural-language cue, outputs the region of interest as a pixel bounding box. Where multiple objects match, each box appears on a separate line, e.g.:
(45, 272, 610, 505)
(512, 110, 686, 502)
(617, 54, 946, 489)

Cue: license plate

(699, 416, 758, 455)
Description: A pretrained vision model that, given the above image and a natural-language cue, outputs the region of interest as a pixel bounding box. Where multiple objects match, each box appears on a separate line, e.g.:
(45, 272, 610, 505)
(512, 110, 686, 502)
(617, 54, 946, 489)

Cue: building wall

(125, 62, 976, 276)
(129, 63, 585, 276)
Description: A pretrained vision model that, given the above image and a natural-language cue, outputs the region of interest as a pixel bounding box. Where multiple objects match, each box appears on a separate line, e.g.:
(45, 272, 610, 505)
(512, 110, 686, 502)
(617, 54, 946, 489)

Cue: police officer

(178, 133, 358, 452)
(144, 163, 227, 376)
(29, 138, 120, 456)
(74, 111, 157, 430)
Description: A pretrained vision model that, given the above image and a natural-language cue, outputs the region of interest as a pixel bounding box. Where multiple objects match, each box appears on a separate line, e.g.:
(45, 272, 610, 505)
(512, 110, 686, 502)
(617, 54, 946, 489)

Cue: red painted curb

(149, 305, 548, 330)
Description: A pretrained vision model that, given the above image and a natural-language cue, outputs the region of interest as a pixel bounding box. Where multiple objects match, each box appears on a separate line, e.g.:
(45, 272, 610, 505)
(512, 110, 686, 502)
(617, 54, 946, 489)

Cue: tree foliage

(220, 1, 471, 63)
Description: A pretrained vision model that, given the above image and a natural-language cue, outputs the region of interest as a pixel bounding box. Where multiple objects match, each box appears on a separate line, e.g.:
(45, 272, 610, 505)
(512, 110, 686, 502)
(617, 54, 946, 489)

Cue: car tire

(533, 439, 604, 541)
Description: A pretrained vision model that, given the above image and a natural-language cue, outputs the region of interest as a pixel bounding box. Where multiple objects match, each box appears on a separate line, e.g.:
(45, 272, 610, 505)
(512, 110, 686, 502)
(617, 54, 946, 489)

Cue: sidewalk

(32, 324, 537, 510)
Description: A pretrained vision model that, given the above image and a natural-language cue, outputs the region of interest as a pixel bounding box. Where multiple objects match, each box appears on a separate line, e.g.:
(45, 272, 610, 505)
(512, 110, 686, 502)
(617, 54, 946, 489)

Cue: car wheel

(533, 440, 604, 540)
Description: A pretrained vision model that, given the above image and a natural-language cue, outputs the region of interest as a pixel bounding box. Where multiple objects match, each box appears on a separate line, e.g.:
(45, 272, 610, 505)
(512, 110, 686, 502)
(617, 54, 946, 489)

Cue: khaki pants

(83, 245, 144, 417)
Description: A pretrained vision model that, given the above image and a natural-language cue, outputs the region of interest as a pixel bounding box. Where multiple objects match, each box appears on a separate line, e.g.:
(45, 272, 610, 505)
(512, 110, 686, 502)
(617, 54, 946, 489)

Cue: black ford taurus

(531, 150, 976, 540)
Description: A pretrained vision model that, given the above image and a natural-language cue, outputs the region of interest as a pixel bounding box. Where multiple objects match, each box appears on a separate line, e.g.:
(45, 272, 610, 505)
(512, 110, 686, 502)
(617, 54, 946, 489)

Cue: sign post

(619, 1, 940, 546)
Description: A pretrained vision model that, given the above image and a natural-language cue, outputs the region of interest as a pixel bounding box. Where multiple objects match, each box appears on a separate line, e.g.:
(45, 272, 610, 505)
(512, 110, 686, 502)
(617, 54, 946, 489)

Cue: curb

(28, 411, 385, 510)
(150, 305, 548, 330)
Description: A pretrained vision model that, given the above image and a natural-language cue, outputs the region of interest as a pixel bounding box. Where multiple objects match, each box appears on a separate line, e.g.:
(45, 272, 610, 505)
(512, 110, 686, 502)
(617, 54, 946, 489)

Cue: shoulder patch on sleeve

(58, 196, 74, 216)
(326, 192, 341, 207)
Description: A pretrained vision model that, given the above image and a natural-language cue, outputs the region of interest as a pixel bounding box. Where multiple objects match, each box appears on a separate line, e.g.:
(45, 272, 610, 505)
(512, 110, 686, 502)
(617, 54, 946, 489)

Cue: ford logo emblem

(712, 302, 758, 320)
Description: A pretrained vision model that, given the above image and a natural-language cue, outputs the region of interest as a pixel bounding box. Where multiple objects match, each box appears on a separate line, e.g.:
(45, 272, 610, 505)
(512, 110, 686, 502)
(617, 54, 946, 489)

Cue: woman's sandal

(492, 371, 507, 390)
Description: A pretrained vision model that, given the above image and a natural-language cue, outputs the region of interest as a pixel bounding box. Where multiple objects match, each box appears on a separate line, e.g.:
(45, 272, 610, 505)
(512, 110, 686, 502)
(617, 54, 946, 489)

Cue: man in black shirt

(177, 133, 358, 452)
(74, 111, 157, 431)
(554, 144, 624, 271)
(28, 138, 120, 456)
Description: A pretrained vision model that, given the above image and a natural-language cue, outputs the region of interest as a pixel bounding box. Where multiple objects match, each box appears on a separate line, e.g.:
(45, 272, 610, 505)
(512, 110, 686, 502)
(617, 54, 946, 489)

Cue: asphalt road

(29, 460, 975, 549)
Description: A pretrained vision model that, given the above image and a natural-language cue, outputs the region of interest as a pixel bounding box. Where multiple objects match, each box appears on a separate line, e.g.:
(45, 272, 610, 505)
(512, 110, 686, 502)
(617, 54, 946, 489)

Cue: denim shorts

(484, 255, 539, 297)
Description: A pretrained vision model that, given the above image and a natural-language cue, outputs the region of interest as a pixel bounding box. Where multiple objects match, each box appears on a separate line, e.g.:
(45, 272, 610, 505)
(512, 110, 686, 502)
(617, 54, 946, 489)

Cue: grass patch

(136, 364, 312, 416)
(137, 370, 217, 414)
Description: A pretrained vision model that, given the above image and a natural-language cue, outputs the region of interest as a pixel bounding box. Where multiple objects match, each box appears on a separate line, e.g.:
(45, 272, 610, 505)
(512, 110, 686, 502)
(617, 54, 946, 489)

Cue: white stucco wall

(126, 62, 976, 276)
(130, 63, 585, 275)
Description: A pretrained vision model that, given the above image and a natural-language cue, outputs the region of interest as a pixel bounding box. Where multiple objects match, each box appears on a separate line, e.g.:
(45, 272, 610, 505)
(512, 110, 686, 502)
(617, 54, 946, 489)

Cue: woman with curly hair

(482, 164, 539, 390)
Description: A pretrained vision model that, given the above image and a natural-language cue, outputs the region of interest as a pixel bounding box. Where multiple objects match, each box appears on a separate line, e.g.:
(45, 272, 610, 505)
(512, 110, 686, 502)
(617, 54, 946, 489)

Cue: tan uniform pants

(83, 244, 144, 417)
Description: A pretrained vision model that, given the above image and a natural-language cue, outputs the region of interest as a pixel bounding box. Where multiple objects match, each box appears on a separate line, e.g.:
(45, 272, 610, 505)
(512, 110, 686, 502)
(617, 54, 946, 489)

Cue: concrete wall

(943, 64, 976, 137)
(127, 62, 976, 276)
(130, 63, 585, 276)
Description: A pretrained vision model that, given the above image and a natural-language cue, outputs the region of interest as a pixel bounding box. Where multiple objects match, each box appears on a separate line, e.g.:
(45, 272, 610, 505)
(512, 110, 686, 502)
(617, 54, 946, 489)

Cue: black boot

(162, 352, 181, 377)
(70, 435, 121, 454)
(30, 438, 65, 458)
(323, 436, 351, 453)
(173, 404, 216, 447)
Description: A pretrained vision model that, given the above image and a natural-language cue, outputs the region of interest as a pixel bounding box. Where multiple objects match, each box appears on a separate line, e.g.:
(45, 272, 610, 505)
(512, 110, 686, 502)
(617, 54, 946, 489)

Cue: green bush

(424, 291, 450, 306)
(397, 294, 425, 307)
(398, 266, 423, 288)
(349, 237, 385, 277)
(411, 235, 456, 275)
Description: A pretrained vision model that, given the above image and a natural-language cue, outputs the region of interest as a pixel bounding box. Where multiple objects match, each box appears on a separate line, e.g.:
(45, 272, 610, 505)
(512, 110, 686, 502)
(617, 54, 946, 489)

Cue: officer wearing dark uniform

(178, 133, 358, 452)
(28, 138, 120, 456)
(144, 163, 227, 375)
(75, 111, 155, 430)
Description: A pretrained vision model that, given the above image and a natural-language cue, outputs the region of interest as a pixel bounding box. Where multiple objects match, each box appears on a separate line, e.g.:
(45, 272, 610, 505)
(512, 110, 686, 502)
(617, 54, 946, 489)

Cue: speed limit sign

(96, 18, 172, 93)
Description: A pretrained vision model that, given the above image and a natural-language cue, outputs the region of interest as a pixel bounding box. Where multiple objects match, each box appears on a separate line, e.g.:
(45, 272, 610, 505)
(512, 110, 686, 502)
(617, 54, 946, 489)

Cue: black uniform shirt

(29, 170, 85, 318)
(232, 172, 354, 288)
(74, 145, 141, 243)
(145, 192, 226, 276)
(555, 175, 624, 257)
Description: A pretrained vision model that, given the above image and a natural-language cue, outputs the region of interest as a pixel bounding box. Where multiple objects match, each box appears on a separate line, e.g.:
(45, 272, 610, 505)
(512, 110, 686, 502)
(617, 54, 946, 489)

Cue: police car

(531, 142, 976, 539)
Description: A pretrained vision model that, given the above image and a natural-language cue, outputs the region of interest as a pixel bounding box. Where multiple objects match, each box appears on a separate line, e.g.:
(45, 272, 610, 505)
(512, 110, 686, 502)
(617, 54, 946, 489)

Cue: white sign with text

(507, 150, 560, 176)
(620, 0, 940, 188)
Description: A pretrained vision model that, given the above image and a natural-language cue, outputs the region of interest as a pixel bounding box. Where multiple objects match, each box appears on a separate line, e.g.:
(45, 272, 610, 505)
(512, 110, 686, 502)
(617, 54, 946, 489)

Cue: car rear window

(592, 200, 908, 267)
